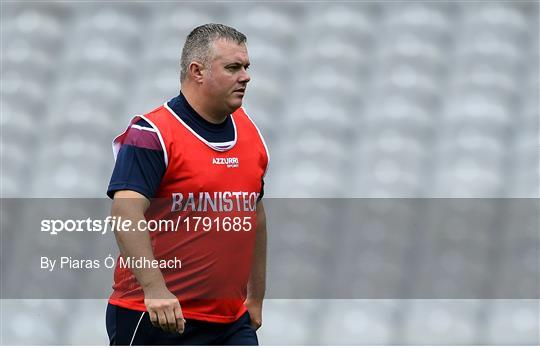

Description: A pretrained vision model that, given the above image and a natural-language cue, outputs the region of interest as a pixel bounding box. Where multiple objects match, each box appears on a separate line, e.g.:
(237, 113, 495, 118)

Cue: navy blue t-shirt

(107, 93, 264, 200)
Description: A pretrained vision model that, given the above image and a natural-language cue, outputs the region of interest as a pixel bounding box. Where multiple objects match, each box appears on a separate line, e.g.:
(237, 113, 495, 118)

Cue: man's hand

(244, 299, 263, 330)
(144, 284, 186, 334)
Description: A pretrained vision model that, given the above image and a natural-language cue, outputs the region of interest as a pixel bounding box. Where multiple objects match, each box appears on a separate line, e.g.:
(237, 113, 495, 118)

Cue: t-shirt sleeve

(107, 119, 166, 199)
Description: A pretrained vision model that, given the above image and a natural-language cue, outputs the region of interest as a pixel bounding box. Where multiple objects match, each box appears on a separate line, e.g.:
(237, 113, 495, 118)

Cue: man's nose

(240, 68, 250, 83)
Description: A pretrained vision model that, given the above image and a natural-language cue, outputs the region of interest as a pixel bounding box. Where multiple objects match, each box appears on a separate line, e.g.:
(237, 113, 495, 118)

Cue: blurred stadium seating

(1, 1, 538, 345)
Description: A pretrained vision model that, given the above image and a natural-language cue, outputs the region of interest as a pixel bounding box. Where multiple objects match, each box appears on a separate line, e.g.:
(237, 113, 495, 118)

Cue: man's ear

(189, 61, 205, 83)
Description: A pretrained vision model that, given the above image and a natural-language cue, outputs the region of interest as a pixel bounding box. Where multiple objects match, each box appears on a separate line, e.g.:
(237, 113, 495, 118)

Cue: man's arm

(245, 200, 267, 330)
(111, 190, 185, 334)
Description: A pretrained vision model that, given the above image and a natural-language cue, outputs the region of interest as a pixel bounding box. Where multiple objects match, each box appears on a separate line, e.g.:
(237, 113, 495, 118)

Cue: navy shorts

(106, 303, 259, 345)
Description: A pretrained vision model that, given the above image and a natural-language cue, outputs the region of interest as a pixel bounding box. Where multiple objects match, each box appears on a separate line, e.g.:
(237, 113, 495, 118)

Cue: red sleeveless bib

(109, 104, 269, 323)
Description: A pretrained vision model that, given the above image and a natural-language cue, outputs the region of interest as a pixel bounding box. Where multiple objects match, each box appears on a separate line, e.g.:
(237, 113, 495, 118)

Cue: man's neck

(181, 87, 228, 124)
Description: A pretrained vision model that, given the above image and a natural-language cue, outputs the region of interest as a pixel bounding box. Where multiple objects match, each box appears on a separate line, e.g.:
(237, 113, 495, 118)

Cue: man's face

(203, 38, 251, 113)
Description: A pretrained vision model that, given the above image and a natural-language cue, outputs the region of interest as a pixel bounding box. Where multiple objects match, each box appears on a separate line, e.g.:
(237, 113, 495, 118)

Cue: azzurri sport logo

(212, 157, 239, 168)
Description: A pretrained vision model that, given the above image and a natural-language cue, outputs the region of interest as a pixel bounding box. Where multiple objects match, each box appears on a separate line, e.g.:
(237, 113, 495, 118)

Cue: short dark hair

(180, 23, 247, 82)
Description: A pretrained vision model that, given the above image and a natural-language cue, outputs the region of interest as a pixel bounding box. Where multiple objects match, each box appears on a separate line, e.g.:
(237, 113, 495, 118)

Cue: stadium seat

(403, 300, 482, 344)
(485, 300, 540, 344)
(319, 300, 399, 344)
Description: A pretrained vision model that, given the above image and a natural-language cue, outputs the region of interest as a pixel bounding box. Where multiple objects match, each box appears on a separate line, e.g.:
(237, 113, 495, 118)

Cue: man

(105, 24, 269, 345)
